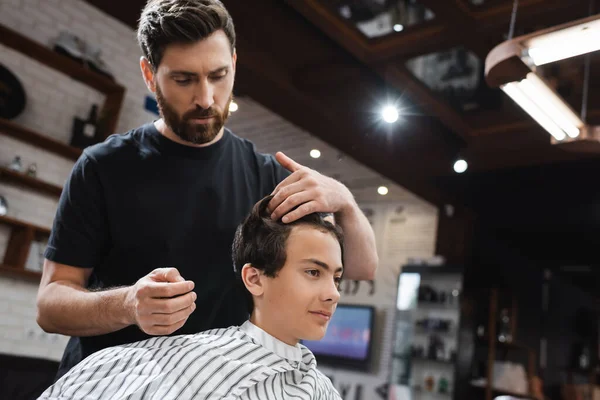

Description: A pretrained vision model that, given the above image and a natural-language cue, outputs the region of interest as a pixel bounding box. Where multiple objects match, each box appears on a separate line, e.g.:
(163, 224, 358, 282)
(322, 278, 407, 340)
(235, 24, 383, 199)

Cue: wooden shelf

(0, 166, 62, 197)
(0, 24, 122, 94)
(0, 25, 126, 140)
(0, 264, 41, 281)
(0, 118, 82, 161)
(0, 215, 51, 236)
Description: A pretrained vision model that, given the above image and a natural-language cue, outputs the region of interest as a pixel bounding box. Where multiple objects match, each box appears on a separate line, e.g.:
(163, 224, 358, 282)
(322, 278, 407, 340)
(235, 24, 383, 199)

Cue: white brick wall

(0, 0, 157, 362)
(0, 276, 67, 360)
(0, 0, 438, 372)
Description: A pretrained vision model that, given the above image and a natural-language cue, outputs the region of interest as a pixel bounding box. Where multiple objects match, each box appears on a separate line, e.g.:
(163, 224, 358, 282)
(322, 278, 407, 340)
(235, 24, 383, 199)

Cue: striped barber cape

(38, 321, 342, 400)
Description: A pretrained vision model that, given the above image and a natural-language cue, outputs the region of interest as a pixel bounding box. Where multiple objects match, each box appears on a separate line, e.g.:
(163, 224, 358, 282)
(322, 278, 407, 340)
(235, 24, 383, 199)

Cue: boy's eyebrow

(302, 258, 344, 274)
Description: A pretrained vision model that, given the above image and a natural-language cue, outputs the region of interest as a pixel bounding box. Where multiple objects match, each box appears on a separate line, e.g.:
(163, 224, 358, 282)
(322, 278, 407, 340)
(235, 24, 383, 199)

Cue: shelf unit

(478, 288, 539, 400)
(0, 24, 126, 138)
(0, 24, 126, 281)
(0, 215, 51, 280)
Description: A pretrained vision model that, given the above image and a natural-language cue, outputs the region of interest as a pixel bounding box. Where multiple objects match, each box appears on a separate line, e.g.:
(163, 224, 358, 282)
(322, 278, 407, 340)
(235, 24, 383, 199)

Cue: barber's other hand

(125, 267, 196, 335)
(269, 151, 354, 223)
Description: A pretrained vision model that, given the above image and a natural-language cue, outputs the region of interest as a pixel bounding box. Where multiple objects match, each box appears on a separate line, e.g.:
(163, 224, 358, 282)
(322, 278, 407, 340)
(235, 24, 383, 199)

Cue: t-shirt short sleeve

(44, 153, 110, 269)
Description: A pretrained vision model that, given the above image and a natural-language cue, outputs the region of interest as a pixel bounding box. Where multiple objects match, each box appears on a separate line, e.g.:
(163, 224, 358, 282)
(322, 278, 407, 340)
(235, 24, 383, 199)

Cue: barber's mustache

(184, 108, 220, 120)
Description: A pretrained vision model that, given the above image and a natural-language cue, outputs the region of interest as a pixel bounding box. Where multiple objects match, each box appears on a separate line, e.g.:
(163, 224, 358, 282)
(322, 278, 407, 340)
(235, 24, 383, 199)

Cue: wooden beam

(290, 62, 365, 93)
(225, 0, 466, 206)
(380, 65, 474, 140)
(235, 51, 448, 205)
(285, 0, 372, 63)
(286, 0, 474, 143)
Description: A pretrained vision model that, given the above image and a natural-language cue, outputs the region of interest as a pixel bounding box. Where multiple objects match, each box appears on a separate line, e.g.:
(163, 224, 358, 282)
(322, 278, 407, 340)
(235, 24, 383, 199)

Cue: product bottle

(83, 104, 98, 138)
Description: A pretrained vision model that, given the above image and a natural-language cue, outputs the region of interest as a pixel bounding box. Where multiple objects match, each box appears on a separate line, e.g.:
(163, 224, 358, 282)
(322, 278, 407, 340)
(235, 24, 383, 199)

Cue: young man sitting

(38, 196, 344, 399)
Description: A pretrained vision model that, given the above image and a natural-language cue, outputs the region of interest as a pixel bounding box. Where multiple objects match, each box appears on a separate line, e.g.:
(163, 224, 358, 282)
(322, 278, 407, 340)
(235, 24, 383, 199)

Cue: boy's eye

(307, 269, 320, 277)
(174, 78, 191, 86)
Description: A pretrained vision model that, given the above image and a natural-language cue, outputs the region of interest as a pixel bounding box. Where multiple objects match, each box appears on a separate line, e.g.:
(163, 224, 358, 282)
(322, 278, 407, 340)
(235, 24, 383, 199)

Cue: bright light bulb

(229, 101, 239, 112)
(378, 186, 389, 195)
(310, 149, 321, 159)
(453, 159, 468, 174)
(393, 24, 404, 32)
(382, 106, 399, 123)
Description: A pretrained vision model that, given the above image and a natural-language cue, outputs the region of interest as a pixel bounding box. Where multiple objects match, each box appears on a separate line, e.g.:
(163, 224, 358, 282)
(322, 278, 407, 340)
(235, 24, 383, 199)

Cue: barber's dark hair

(232, 195, 344, 314)
(137, 0, 236, 69)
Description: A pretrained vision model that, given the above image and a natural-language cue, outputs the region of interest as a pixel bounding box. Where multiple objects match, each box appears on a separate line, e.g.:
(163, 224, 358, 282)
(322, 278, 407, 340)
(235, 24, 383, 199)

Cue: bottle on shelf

(26, 163, 37, 178)
(8, 155, 22, 172)
(83, 104, 98, 139)
(70, 104, 101, 149)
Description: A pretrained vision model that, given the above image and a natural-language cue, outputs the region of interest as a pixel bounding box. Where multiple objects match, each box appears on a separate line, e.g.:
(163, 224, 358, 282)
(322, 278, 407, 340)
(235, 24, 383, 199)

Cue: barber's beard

(155, 85, 232, 145)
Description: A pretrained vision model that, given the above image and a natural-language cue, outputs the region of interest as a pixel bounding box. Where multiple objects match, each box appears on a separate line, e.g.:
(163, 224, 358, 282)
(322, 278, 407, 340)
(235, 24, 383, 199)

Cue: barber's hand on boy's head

(124, 267, 197, 336)
(269, 152, 354, 223)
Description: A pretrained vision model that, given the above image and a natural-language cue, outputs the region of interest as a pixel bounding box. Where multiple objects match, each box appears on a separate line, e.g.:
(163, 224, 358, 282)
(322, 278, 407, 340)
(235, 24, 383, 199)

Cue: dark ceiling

(85, 0, 600, 290)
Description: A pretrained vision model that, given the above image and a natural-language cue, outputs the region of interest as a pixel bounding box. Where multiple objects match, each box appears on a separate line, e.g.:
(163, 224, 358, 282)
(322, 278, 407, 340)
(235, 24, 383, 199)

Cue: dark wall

(463, 220, 598, 400)
(544, 276, 598, 399)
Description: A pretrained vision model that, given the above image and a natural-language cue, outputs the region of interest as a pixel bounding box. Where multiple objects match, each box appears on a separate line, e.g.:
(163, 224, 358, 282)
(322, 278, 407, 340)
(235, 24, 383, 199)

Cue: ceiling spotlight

(453, 159, 468, 174)
(229, 101, 239, 112)
(310, 149, 321, 159)
(382, 105, 399, 123)
(378, 186, 389, 195)
(393, 24, 404, 32)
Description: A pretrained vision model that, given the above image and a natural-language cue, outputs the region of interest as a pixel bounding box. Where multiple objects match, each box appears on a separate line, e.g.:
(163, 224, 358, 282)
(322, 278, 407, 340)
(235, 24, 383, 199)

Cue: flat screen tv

(301, 304, 375, 371)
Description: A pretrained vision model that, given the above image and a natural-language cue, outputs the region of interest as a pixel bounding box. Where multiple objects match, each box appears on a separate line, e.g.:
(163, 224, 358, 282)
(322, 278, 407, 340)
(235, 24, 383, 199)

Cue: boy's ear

(241, 263, 264, 296)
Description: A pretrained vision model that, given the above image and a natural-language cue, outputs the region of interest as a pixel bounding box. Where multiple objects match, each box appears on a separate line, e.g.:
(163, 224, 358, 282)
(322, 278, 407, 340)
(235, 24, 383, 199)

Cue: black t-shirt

(45, 122, 289, 379)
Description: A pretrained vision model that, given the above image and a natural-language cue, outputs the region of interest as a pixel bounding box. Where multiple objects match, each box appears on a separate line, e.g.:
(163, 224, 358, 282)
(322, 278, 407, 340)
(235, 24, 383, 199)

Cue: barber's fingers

(270, 189, 315, 222)
(275, 151, 303, 173)
(139, 291, 197, 315)
(150, 267, 185, 283)
(140, 304, 195, 336)
(138, 279, 195, 299)
(142, 303, 196, 328)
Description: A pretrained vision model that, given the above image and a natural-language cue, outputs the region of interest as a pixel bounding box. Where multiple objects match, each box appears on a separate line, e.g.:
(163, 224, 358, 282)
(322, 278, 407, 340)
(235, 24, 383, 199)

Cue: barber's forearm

(336, 201, 378, 280)
(37, 282, 132, 337)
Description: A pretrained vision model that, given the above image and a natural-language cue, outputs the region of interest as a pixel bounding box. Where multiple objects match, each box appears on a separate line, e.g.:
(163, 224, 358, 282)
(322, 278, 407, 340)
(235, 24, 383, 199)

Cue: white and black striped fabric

(38, 321, 341, 399)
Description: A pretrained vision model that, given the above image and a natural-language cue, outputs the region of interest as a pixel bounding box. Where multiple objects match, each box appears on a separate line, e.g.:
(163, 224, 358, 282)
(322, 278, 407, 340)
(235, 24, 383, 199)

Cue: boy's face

(256, 225, 343, 345)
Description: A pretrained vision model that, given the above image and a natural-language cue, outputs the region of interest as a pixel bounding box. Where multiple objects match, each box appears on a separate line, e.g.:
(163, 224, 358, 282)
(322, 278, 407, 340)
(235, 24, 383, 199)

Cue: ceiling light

(453, 159, 468, 174)
(501, 82, 566, 141)
(525, 18, 600, 66)
(377, 186, 388, 195)
(382, 105, 399, 123)
(485, 14, 598, 146)
(520, 73, 581, 138)
(229, 101, 239, 112)
(393, 24, 404, 32)
(309, 149, 321, 159)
